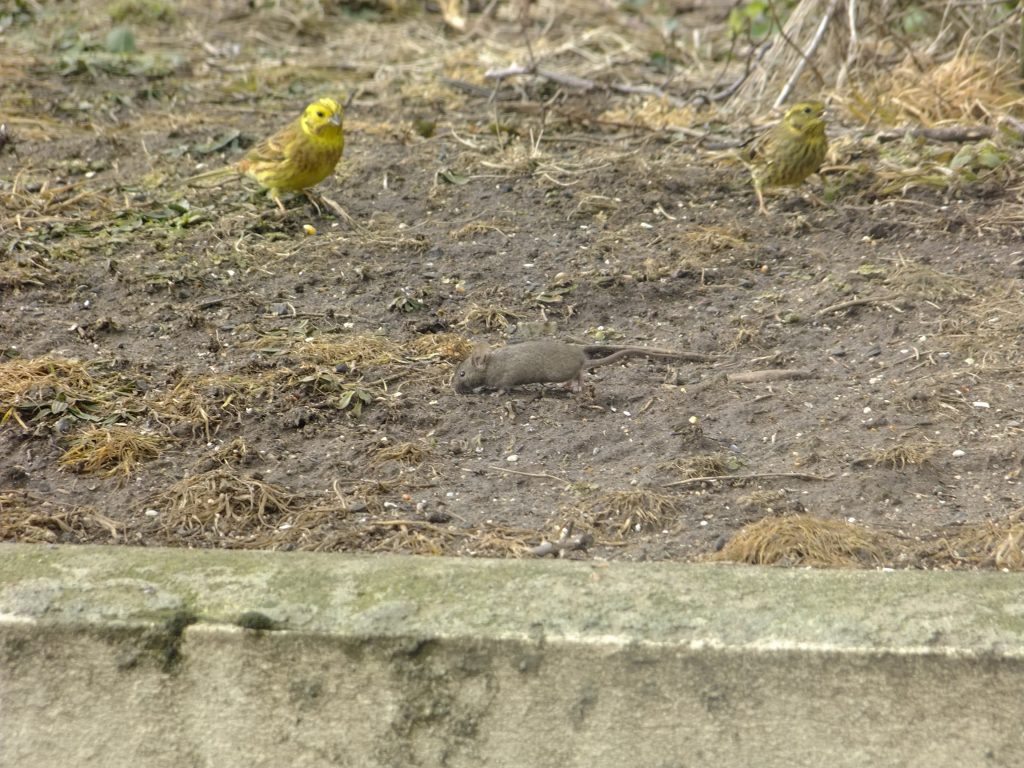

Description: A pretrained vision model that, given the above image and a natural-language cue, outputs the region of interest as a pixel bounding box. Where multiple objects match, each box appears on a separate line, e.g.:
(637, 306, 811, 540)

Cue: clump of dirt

(3, 0, 1024, 569)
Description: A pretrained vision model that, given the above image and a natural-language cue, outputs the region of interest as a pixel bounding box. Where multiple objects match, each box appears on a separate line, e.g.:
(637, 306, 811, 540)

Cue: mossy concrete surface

(2, 544, 1023, 767)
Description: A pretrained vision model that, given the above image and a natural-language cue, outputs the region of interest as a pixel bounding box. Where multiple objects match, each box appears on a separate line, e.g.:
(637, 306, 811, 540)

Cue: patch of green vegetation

(107, 0, 178, 25)
(728, 0, 797, 43)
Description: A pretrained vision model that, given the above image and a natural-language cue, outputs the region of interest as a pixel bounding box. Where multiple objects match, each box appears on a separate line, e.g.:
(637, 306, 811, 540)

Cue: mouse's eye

(458, 370, 465, 377)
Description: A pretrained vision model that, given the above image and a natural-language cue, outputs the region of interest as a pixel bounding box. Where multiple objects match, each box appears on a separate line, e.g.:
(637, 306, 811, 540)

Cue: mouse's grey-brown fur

(453, 340, 699, 393)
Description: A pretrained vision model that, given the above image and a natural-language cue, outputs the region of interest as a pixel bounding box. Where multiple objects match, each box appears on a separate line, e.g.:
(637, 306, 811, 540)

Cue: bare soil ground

(3, 0, 1024, 568)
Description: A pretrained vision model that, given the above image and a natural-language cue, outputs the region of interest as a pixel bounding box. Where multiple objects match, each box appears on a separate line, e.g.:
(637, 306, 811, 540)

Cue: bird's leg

(302, 190, 323, 216)
(270, 190, 287, 214)
(755, 182, 769, 215)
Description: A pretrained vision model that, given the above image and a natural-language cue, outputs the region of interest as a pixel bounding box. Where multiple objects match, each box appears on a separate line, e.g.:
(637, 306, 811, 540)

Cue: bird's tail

(184, 165, 239, 186)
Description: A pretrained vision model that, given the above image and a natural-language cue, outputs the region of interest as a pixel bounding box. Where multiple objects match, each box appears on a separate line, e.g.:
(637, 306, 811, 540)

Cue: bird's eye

(316, 110, 325, 118)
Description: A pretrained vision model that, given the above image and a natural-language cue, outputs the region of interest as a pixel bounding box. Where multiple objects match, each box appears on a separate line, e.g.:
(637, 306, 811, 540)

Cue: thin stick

(666, 471, 833, 487)
(726, 369, 815, 383)
(774, 0, 839, 108)
(473, 466, 574, 484)
(815, 294, 898, 316)
(877, 125, 994, 143)
(484, 64, 688, 108)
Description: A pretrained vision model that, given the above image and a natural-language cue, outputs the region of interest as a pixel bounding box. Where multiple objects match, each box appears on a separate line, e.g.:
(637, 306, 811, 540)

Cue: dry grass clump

(885, 262, 974, 303)
(0, 253, 54, 291)
(151, 469, 298, 543)
(927, 288, 1024, 368)
(584, 488, 682, 535)
(848, 53, 1024, 128)
(148, 372, 259, 439)
(459, 303, 525, 333)
(368, 440, 433, 468)
(659, 451, 742, 481)
(711, 514, 891, 567)
(916, 515, 1024, 570)
(59, 425, 167, 477)
(860, 440, 935, 471)
(0, 491, 120, 543)
(0, 356, 131, 428)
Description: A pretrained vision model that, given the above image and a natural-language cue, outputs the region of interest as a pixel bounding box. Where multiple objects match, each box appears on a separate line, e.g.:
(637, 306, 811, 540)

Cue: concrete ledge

(2, 544, 1023, 767)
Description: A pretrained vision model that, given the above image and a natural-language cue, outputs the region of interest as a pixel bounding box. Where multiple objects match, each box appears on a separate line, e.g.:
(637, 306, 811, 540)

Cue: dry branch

(666, 471, 832, 487)
(726, 369, 816, 383)
(484, 64, 688, 108)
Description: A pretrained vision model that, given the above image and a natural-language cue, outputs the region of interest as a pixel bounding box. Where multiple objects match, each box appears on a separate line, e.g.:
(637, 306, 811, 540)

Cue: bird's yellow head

(783, 101, 826, 134)
(300, 97, 345, 144)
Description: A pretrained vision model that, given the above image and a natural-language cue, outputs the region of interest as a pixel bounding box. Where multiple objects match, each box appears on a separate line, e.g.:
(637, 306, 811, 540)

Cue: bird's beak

(330, 112, 342, 127)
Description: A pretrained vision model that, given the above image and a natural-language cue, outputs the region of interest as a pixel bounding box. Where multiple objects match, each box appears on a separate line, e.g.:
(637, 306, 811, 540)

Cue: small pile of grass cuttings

(267, 505, 533, 556)
(924, 285, 1024, 368)
(59, 425, 167, 478)
(583, 488, 683, 536)
(246, 331, 471, 414)
(343, 518, 531, 557)
(711, 514, 892, 567)
(883, 261, 975, 303)
(0, 490, 120, 544)
(459, 303, 525, 333)
(0, 356, 138, 429)
(150, 468, 300, 545)
(659, 451, 743, 482)
(0, 251, 55, 291)
(368, 439, 434, 469)
(855, 440, 935, 471)
(914, 514, 1024, 571)
(846, 51, 1024, 129)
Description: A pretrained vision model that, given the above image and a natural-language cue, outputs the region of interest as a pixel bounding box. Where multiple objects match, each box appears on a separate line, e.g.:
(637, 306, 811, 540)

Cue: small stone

(952, 449, 966, 458)
(506, 454, 519, 462)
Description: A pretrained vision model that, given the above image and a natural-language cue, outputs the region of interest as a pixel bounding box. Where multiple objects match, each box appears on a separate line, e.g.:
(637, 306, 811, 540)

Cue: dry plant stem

(726, 369, 815, 383)
(482, 465, 573, 484)
(483, 64, 688, 108)
(666, 471, 833, 487)
(774, 0, 839, 107)
(815, 295, 898, 316)
(877, 125, 994, 143)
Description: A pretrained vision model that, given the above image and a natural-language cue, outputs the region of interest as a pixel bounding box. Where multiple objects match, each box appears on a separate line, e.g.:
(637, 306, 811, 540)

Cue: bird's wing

(238, 122, 298, 172)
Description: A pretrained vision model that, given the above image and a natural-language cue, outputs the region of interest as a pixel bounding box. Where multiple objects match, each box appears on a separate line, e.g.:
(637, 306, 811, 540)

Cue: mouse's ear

(469, 344, 491, 369)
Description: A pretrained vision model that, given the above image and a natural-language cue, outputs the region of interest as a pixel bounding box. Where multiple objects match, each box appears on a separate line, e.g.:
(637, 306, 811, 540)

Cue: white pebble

(952, 449, 966, 458)
(143, 509, 159, 517)
(972, 401, 990, 409)
(506, 454, 519, 462)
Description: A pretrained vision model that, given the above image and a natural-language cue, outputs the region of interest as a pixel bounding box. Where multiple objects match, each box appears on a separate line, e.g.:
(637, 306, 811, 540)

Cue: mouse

(453, 340, 704, 393)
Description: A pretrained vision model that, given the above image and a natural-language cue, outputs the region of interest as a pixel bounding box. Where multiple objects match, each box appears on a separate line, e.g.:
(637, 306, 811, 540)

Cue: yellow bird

(187, 96, 345, 212)
(744, 100, 828, 215)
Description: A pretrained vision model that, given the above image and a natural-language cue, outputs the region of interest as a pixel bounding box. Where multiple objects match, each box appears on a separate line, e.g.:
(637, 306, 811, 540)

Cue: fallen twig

(877, 125, 994, 143)
(479, 466, 574, 484)
(484, 64, 688, 108)
(815, 295, 899, 316)
(726, 369, 815, 383)
(774, 0, 838, 106)
(666, 471, 834, 487)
